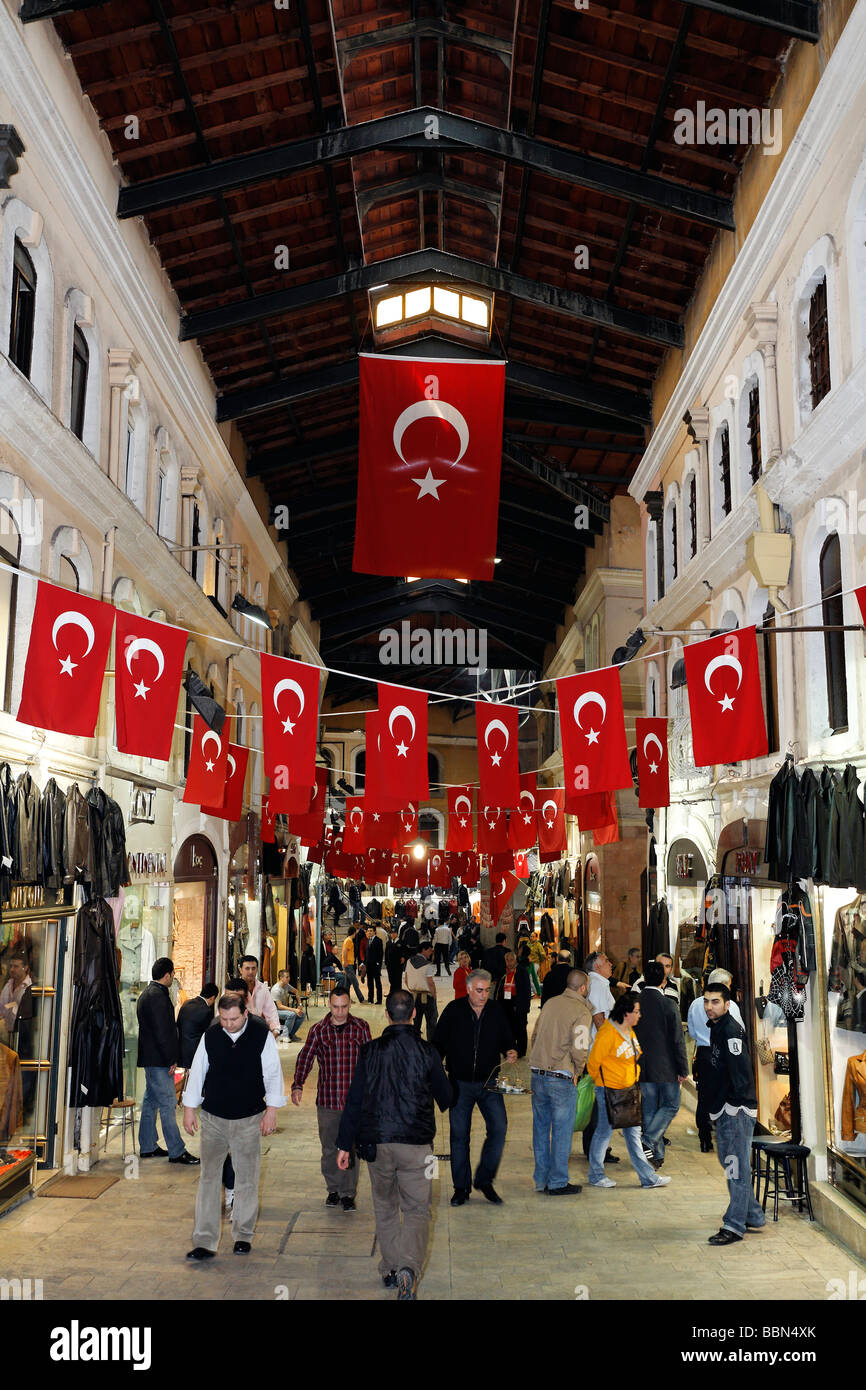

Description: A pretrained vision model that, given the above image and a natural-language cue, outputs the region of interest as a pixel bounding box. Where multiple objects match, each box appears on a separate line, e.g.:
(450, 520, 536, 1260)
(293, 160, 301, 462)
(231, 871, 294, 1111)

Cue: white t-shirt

(405, 956, 436, 992)
(433, 924, 453, 946)
(587, 971, 615, 1039)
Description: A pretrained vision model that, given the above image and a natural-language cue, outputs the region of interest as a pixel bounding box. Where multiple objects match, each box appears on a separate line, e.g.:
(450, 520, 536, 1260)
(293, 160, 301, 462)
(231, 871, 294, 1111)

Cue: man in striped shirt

(291, 988, 372, 1211)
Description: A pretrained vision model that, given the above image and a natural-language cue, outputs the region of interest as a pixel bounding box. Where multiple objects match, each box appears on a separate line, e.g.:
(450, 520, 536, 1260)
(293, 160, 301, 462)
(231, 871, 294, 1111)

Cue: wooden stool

(101, 1098, 138, 1160)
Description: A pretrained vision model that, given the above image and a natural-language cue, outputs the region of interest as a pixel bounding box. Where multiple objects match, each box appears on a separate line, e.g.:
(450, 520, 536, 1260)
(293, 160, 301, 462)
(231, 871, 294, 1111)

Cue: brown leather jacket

(841, 1051, 866, 1140)
(64, 783, 93, 885)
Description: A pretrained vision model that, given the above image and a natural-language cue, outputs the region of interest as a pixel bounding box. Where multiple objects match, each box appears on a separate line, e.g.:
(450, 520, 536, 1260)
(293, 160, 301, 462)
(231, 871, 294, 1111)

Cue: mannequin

(117, 890, 156, 1096)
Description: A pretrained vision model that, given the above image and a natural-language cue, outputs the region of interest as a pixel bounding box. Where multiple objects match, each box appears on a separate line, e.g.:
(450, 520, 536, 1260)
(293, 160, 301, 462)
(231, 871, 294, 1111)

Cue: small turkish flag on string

(514, 851, 529, 879)
(261, 795, 277, 844)
(376, 683, 429, 804)
(537, 788, 566, 855)
(635, 717, 670, 808)
(343, 797, 366, 852)
(183, 715, 229, 806)
(290, 766, 329, 844)
(490, 870, 521, 923)
(447, 785, 475, 850)
(202, 744, 249, 822)
(115, 611, 187, 761)
(260, 653, 321, 811)
(17, 580, 115, 737)
(428, 850, 450, 888)
(559, 665, 633, 805)
(476, 702, 520, 809)
(509, 771, 538, 849)
(683, 626, 768, 767)
(364, 846, 389, 882)
(353, 354, 505, 581)
(477, 804, 509, 854)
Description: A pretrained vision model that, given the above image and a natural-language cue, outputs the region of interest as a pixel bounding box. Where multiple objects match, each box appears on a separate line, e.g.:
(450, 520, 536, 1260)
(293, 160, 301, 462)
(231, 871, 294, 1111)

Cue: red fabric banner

(477, 804, 509, 854)
(115, 610, 186, 761)
(446, 785, 475, 850)
(427, 849, 450, 888)
(537, 788, 566, 855)
(343, 797, 366, 852)
(290, 766, 329, 844)
(856, 585, 866, 627)
(17, 580, 115, 737)
(508, 771, 538, 849)
(363, 846, 390, 882)
(183, 715, 229, 806)
(260, 653, 321, 810)
(365, 809, 401, 851)
(559, 665, 633, 804)
(683, 626, 768, 767)
(490, 870, 521, 923)
(375, 683, 429, 805)
(475, 702, 520, 809)
(201, 744, 249, 822)
(635, 716, 670, 809)
(353, 353, 505, 581)
(514, 851, 529, 879)
(261, 795, 277, 845)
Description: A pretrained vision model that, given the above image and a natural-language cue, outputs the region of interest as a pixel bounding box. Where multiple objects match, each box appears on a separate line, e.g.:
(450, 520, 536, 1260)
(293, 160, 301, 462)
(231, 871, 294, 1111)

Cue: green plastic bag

(573, 1072, 596, 1132)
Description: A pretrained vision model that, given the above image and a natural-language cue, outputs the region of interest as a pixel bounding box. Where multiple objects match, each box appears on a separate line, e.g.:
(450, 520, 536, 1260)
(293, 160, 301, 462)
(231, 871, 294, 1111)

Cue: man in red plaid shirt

(291, 987, 372, 1210)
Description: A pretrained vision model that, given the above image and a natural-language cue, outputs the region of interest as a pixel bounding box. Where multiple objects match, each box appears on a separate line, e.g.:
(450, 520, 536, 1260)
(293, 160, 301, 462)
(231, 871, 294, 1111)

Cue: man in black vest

(182, 993, 285, 1260)
(336, 990, 452, 1301)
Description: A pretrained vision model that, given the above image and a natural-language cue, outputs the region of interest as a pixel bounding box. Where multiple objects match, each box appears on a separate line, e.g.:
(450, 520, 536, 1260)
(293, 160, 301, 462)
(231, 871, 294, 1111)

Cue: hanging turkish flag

(343, 797, 366, 852)
(398, 801, 419, 843)
(683, 626, 768, 766)
(490, 870, 521, 923)
(202, 744, 249, 822)
(537, 788, 566, 855)
(451, 852, 479, 887)
(114, 611, 186, 761)
(571, 788, 617, 831)
(376, 683, 429, 804)
(636, 717, 670, 808)
(260, 653, 321, 810)
(290, 766, 329, 844)
(183, 715, 229, 806)
(508, 771, 538, 849)
(855, 586, 866, 627)
(428, 849, 450, 888)
(353, 353, 505, 581)
(365, 809, 401, 851)
(476, 702, 520, 809)
(447, 785, 475, 850)
(17, 581, 115, 737)
(364, 845, 389, 881)
(514, 851, 529, 879)
(560, 665, 632, 806)
(477, 804, 509, 854)
(488, 851, 515, 872)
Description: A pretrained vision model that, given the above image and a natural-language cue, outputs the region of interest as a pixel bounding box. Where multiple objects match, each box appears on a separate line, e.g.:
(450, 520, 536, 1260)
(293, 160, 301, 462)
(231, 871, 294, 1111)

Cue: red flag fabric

(290, 767, 328, 844)
(201, 744, 249, 822)
(428, 849, 450, 888)
(260, 653, 321, 810)
(593, 809, 619, 846)
(477, 804, 509, 854)
(537, 788, 566, 855)
(364, 846, 390, 882)
(455, 853, 480, 887)
(398, 801, 419, 843)
(353, 353, 505, 581)
(343, 797, 366, 852)
(183, 715, 229, 806)
(488, 851, 514, 872)
(683, 626, 768, 767)
(559, 665, 633, 804)
(635, 717, 670, 809)
(447, 785, 475, 850)
(115, 611, 186, 760)
(508, 771, 538, 849)
(514, 851, 529, 880)
(376, 683, 429, 804)
(855, 586, 866, 627)
(490, 870, 521, 923)
(17, 580, 115, 737)
(475, 702, 520, 810)
(570, 788, 617, 832)
(365, 809, 401, 851)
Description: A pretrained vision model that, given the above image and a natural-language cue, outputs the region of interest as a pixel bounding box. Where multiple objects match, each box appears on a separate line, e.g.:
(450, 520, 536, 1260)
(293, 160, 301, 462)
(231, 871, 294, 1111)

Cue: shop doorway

(173, 835, 219, 999)
(584, 855, 601, 956)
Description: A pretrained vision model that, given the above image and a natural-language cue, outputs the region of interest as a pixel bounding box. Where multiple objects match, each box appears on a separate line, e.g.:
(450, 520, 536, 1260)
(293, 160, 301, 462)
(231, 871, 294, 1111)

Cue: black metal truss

(320, 588, 549, 650)
(356, 173, 501, 223)
(335, 16, 513, 68)
(678, 0, 818, 41)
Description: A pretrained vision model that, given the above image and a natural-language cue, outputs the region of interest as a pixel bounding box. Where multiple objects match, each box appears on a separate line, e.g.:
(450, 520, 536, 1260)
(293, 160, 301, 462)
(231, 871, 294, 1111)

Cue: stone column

(180, 465, 202, 574)
(683, 406, 711, 544)
(745, 301, 781, 466)
(107, 348, 138, 486)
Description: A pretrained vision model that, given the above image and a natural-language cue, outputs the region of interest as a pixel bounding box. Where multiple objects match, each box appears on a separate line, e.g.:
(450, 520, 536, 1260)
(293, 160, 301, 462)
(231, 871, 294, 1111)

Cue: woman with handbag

(586, 992, 671, 1191)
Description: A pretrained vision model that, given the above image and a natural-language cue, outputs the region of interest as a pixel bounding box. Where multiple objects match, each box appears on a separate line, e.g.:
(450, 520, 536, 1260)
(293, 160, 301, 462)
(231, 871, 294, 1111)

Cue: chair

(753, 1140, 814, 1222)
(749, 1137, 776, 1199)
(101, 1097, 138, 1160)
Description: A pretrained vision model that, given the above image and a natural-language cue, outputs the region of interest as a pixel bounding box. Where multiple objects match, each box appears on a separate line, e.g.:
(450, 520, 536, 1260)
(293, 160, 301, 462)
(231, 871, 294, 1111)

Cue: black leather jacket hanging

(816, 766, 840, 883)
(790, 767, 819, 882)
(68, 898, 124, 1109)
(14, 772, 40, 884)
(39, 778, 67, 890)
(0, 763, 15, 902)
(85, 788, 130, 899)
(827, 765, 866, 891)
(765, 757, 796, 882)
(64, 783, 93, 885)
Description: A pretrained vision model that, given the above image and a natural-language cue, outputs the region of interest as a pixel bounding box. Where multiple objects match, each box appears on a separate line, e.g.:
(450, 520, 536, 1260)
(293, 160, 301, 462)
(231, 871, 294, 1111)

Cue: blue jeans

(640, 1081, 681, 1162)
(531, 1072, 578, 1191)
(449, 1080, 507, 1191)
(139, 1066, 184, 1158)
(588, 1085, 657, 1186)
(714, 1108, 766, 1236)
(277, 1008, 303, 1040)
(342, 965, 365, 1003)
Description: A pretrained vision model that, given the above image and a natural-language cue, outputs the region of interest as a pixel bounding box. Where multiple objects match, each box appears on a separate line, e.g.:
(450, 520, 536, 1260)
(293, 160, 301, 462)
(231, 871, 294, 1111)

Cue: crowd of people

(131, 923, 761, 1299)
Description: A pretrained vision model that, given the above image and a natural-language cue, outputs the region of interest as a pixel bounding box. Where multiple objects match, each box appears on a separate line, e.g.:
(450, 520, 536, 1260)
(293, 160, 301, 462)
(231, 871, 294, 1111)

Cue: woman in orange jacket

(586, 992, 672, 1191)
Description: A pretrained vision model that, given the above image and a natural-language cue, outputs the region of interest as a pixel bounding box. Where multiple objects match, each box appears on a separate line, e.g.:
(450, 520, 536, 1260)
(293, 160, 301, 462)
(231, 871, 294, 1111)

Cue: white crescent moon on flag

(573, 691, 607, 730)
(388, 705, 416, 742)
(201, 729, 222, 758)
(350, 807, 363, 826)
(433, 856, 441, 868)
(227, 754, 237, 779)
(483, 805, 499, 823)
(519, 788, 536, 809)
(51, 610, 95, 656)
(124, 636, 165, 682)
(272, 678, 306, 718)
(704, 654, 743, 694)
(454, 794, 471, 815)
(541, 798, 558, 823)
(642, 732, 664, 763)
(392, 399, 469, 466)
(484, 718, 510, 751)
(499, 879, 506, 895)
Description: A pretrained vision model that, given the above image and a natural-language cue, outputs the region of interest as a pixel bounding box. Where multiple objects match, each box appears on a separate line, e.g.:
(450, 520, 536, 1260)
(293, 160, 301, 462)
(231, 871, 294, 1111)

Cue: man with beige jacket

(529, 969, 593, 1196)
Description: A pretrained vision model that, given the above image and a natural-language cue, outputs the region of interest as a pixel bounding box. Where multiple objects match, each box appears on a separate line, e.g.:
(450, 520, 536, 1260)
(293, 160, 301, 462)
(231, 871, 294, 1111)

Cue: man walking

(365, 926, 384, 1005)
(581, 951, 618, 1165)
(177, 981, 219, 1070)
(540, 949, 574, 1008)
(404, 941, 438, 1039)
(137, 957, 199, 1166)
(484, 932, 509, 984)
(432, 919, 453, 977)
(341, 926, 366, 1004)
(183, 992, 285, 1259)
(239, 955, 281, 1037)
(336, 989, 452, 1301)
(634, 960, 688, 1167)
(291, 987, 372, 1211)
(433, 969, 517, 1206)
(494, 950, 531, 1057)
(687, 968, 744, 1152)
(385, 928, 405, 997)
(702, 982, 765, 1245)
(529, 968, 592, 1196)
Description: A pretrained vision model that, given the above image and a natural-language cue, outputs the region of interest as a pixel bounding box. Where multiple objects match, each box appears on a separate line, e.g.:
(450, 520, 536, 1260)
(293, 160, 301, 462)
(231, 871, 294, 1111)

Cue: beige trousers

(192, 1110, 262, 1251)
(317, 1106, 359, 1197)
(368, 1142, 433, 1278)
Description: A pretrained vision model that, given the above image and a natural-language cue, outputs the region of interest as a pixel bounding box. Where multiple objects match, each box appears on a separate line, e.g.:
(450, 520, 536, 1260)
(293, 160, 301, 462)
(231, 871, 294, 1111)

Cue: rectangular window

(670, 508, 678, 580)
(821, 536, 848, 733)
(70, 325, 89, 442)
(688, 476, 697, 557)
(808, 276, 831, 409)
(747, 384, 761, 484)
(9, 241, 36, 379)
(719, 425, 732, 516)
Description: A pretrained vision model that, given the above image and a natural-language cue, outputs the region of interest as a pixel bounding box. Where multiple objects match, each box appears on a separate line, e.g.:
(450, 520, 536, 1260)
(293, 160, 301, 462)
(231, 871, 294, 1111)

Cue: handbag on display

(773, 1050, 790, 1075)
(600, 1064, 642, 1129)
(755, 978, 768, 1020)
(572, 1071, 596, 1132)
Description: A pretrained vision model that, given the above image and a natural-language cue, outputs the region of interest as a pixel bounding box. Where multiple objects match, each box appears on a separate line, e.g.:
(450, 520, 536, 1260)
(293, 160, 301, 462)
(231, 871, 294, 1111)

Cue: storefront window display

(584, 854, 601, 956)
(173, 835, 219, 1001)
(820, 885, 866, 1211)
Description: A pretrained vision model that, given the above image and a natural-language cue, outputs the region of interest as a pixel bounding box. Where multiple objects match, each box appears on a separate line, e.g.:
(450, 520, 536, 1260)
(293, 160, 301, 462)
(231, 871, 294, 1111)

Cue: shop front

(665, 837, 709, 1016)
(817, 881, 866, 1212)
(583, 853, 601, 956)
(173, 834, 219, 1001)
(227, 813, 262, 979)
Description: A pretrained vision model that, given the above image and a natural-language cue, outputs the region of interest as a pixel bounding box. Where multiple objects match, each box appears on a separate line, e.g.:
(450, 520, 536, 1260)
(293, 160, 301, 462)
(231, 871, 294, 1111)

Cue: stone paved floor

(3, 978, 866, 1302)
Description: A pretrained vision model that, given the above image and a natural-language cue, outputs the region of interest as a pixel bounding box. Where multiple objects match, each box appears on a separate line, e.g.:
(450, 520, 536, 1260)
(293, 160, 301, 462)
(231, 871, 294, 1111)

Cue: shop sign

(675, 853, 693, 880)
(666, 839, 708, 888)
(127, 851, 168, 879)
(734, 848, 760, 878)
(174, 834, 218, 880)
(129, 785, 157, 824)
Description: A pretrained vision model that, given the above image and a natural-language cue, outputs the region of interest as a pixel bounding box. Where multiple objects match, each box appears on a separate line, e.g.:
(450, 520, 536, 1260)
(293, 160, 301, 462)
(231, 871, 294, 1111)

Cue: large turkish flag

(375, 683, 429, 804)
(683, 626, 768, 767)
(343, 797, 366, 852)
(353, 354, 505, 581)
(476, 702, 520, 809)
(18, 580, 115, 737)
(115, 611, 187, 761)
(261, 653, 321, 811)
(635, 717, 670, 808)
(559, 665, 633, 805)
(202, 744, 249, 822)
(183, 715, 229, 806)
(447, 785, 475, 851)
(508, 771, 538, 849)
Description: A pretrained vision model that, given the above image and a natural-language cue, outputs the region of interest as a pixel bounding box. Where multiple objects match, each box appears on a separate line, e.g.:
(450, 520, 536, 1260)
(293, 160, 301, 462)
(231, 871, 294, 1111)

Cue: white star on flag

(459, 817, 467, 827)
(586, 727, 600, 745)
(719, 694, 734, 712)
(134, 680, 149, 699)
(412, 468, 445, 500)
(649, 761, 659, 774)
(372, 813, 380, 822)
(490, 751, 501, 766)
(205, 759, 215, 773)
(396, 741, 408, 758)
(282, 716, 296, 734)
(59, 656, 77, 676)
(523, 813, 532, 824)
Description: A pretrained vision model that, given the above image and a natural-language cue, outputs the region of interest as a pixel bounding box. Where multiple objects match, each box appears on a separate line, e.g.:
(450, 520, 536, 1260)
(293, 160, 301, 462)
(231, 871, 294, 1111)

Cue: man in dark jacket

(336, 990, 452, 1301)
(177, 983, 219, 1068)
(703, 983, 764, 1245)
(433, 969, 517, 1207)
(137, 958, 199, 1165)
(384, 929, 405, 996)
(634, 960, 688, 1166)
(484, 932, 509, 984)
(365, 926, 384, 1005)
(540, 951, 573, 1008)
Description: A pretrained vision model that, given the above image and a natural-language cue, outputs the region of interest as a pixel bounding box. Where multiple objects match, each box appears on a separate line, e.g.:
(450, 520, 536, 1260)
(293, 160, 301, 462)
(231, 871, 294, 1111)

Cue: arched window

(820, 533, 848, 733)
(664, 487, 679, 589)
(759, 603, 779, 754)
(713, 422, 732, 522)
(233, 686, 246, 746)
(741, 375, 762, 486)
(122, 398, 149, 514)
(646, 661, 660, 719)
(153, 429, 179, 543)
(419, 810, 443, 848)
(9, 240, 36, 378)
(793, 236, 838, 429)
(0, 508, 20, 713)
(0, 201, 54, 402)
(249, 702, 262, 808)
(70, 326, 89, 442)
(58, 555, 79, 591)
(427, 750, 441, 789)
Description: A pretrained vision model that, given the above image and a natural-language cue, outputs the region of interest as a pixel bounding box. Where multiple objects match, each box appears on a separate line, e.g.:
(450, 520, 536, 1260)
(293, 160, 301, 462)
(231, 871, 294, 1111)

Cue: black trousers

(387, 967, 403, 995)
(693, 1045, 712, 1142)
(366, 965, 382, 1004)
(502, 1003, 528, 1058)
(434, 943, 451, 975)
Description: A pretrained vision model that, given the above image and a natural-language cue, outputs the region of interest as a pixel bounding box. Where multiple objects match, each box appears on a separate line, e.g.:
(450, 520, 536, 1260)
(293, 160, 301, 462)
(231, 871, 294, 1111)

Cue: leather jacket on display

(815, 767, 839, 883)
(69, 898, 124, 1109)
(829, 899, 866, 1032)
(85, 788, 130, 899)
(64, 784, 94, 885)
(790, 768, 819, 881)
(765, 756, 796, 882)
(827, 765, 866, 892)
(841, 1052, 866, 1141)
(14, 772, 40, 884)
(39, 778, 67, 890)
(0, 763, 15, 902)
